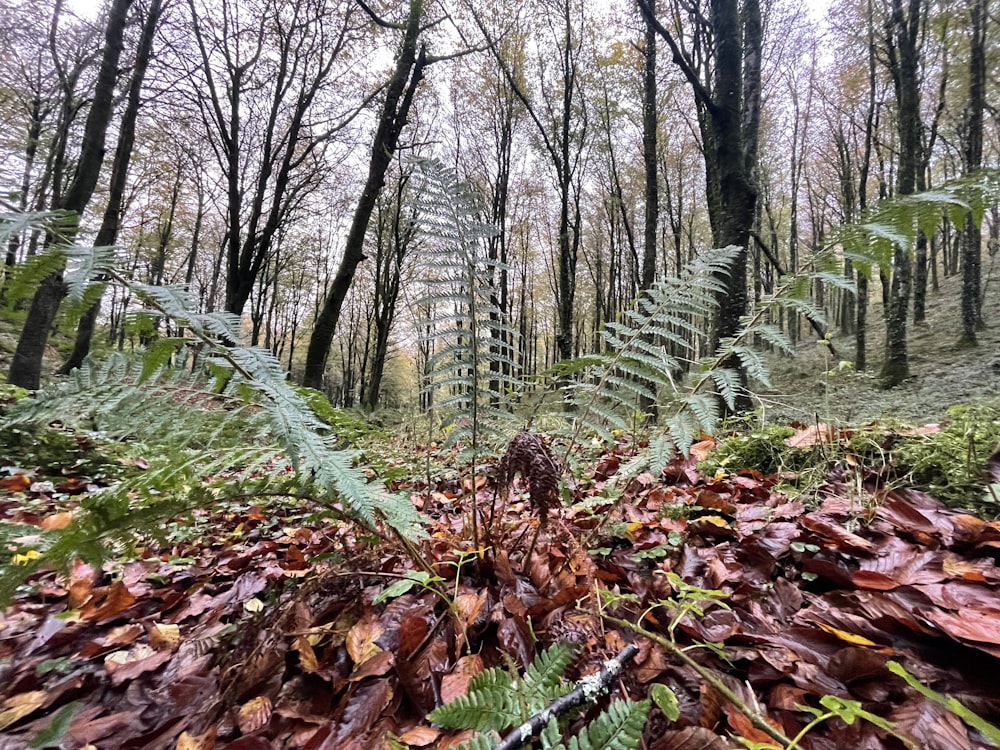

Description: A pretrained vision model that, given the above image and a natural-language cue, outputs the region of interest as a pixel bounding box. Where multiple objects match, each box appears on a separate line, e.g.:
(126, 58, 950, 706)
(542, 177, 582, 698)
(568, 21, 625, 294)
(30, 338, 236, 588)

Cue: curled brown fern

(496, 432, 562, 528)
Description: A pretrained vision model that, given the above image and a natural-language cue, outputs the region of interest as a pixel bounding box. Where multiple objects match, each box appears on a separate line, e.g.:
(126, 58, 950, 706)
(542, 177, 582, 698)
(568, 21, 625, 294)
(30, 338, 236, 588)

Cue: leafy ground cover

(2, 424, 1000, 749)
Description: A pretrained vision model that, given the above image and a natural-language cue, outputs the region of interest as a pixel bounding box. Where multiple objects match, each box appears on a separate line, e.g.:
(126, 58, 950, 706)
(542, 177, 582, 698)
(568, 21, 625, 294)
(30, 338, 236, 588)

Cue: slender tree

(303, 0, 440, 389)
(8, 0, 136, 390)
(958, 0, 986, 345)
(60, 0, 166, 374)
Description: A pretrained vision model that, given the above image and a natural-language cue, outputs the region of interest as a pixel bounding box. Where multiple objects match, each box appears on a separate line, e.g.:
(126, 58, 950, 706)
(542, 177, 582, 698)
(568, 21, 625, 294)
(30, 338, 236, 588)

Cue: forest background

(3, 0, 996, 410)
(3, 0, 1000, 748)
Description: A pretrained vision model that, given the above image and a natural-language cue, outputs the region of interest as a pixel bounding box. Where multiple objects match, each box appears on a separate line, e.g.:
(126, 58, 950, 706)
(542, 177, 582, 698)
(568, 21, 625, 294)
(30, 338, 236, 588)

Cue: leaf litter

(2, 436, 1000, 749)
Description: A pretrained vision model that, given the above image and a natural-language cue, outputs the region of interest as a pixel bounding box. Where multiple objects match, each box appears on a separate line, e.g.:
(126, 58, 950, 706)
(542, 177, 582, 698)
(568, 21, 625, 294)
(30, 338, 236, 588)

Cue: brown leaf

(105, 645, 173, 685)
(176, 728, 217, 750)
(649, 726, 730, 750)
(293, 636, 320, 672)
(0, 691, 47, 731)
(440, 654, 485, 704)
(346, 613, 385, 665)
(784, 423, 836, 447)
(82, 581, 137, 622)
(237, 696, 273, 735)
(40, 510, 74, 530)
(329, 678, 392, 746)
(0, 473, 33, 491)
(150, 623, 182, 651)
(349, 649, 394, 681)
(397, 726, 441, 747)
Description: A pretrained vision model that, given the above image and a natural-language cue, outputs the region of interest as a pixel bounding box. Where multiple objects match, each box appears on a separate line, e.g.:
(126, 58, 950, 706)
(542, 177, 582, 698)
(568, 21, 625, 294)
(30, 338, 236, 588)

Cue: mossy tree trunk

(880, 0, 924, 387)
(959, 0, 986, 346)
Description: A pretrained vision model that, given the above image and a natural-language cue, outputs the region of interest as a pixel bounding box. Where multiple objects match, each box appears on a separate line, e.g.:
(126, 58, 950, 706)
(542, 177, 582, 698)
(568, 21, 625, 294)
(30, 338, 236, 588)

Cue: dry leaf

(398, 726, 441, 747)
(346, 613, 385, 664)
(40, 511, 74, 530)
(0, 691, 47, 731)
(293, 636, 319, 672)
(150, 623, 182, 651)
(237, 696, 273, 734)
(176, 728, 217, 750)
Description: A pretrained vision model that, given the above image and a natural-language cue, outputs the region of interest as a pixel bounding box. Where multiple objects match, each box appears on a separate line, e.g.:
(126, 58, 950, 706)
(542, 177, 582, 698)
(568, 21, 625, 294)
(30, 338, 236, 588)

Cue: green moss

(699, 424, 812, 476)
(891, 400, 1000, 514)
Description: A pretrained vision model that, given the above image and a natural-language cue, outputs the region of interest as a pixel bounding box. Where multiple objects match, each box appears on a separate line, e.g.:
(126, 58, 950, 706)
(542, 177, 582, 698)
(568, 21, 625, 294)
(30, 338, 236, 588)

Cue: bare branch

(636, 0, 718, 116)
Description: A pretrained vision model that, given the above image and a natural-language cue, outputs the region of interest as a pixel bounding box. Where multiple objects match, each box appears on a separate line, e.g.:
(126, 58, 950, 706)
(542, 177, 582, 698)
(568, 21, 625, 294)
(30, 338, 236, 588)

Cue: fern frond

(565, 699, 650, 750)
(520, 643, 578, 708)
(428, 683, 520, 731)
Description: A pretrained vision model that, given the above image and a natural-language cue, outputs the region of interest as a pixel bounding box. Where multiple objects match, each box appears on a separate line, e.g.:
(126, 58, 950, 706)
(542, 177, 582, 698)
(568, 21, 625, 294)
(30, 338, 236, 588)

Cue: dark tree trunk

(641, 0, 658, 290)
(8, 0, 135, 390)
(60, 0, 164, 374)
(303, 0, 430, 389)
(959, 0, 986, 346)
(880, 0, 923, 387)
(640, 0, 761, 358)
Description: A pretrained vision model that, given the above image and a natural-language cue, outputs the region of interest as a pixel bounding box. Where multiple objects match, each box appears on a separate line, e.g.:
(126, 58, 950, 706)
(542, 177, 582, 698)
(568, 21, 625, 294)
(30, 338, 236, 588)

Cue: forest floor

(2, 267, 1000, 750)
(764, 261, 1000, 425)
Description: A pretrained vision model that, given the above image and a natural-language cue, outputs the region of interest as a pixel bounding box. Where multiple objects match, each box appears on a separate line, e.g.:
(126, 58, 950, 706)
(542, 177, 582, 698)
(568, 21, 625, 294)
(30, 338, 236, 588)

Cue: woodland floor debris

(2, 437, 1000, 749)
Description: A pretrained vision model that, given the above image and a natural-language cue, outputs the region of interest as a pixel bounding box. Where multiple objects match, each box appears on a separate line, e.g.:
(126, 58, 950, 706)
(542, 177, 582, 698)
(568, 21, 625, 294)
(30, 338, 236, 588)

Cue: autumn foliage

(2, 426, 1000, 749)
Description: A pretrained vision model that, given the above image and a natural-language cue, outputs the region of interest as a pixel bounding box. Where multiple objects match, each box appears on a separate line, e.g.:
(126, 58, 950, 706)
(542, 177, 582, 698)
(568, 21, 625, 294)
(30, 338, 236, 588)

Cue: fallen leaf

(176, 728, 217, 750)
(398, 725, 441, 746)
(346, 613, 385, 665)
(150, 622, 182, 651)
(0, 691, 47, 731)
(40, 511, 74, 530)
(817, 623, 879, 647)
(237, 696, 272, 734)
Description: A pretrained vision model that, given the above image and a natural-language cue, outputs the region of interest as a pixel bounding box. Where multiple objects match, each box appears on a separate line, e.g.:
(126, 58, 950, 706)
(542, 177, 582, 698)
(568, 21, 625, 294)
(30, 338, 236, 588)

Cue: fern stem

(604, 615, 793, 747)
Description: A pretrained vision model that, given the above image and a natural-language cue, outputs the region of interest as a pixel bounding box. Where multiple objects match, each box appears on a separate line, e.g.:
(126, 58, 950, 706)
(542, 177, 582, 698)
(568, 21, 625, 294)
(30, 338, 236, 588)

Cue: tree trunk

(60, 0, 164, 374)
(959, 0, 985, 346)
(303, 0, 430, 389)
(8, 0, 135, 390)
(641, 0, 658, 290)
(880, 0, 923, 387)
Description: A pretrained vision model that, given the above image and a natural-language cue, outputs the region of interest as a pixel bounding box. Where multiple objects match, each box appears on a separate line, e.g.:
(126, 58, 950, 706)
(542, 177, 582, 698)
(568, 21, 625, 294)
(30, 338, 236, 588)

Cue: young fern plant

(0, 210, 424, 605)
(428, 642, 649, 750)
(410, 157, 520, 546)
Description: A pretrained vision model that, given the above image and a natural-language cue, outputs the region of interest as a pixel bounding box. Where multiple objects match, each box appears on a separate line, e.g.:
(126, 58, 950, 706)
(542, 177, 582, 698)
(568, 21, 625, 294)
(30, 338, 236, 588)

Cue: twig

(493, 644, 639, 750)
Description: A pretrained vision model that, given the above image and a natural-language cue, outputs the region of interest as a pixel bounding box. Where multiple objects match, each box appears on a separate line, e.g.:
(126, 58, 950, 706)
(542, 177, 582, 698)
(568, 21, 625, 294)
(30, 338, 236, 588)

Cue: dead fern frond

(496, 432, 562, 529)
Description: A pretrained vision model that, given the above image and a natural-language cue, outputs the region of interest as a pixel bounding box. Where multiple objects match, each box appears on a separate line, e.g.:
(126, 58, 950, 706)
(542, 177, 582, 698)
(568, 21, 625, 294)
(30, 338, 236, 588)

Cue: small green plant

(428, 642, 649, 750)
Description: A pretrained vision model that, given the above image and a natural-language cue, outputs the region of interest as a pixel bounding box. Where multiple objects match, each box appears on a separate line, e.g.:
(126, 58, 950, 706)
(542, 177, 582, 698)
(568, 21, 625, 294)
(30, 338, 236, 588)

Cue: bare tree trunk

(8, 0, 135, 389)
(303, 0, 431, 389)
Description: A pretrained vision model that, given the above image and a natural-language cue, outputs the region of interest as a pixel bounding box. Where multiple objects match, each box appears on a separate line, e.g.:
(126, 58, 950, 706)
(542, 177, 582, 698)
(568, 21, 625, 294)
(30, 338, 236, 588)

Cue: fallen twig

(494, 643, 639, 750)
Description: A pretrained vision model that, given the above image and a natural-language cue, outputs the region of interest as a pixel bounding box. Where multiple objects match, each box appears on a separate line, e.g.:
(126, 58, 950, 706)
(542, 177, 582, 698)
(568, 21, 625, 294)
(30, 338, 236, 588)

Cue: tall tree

(879, 0, 924, 386)
(639, 0, 762, 351)
(640, 0, 658, 291)
(186, 0, 360, 319)
(60, 0, 166, 374)
(303, 0, 440, 390)
(8, 0, 136, 390)
(466, 0, 589, 362)
(958, 0, 986, 346)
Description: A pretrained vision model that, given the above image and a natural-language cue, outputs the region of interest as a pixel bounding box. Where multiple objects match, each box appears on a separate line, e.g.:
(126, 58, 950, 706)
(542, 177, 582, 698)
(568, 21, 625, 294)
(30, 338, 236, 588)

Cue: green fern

(429, 643, 649, 750)
(410, 157, 520, 450)
(0, 211, 425, 604)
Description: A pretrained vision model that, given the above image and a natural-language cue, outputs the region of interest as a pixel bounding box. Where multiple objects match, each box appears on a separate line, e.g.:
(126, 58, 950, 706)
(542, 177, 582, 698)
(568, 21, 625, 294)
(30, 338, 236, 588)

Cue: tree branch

(356, 0, 405, 29)
(493, 644, 639, 750)
(636, 0, 719, 116)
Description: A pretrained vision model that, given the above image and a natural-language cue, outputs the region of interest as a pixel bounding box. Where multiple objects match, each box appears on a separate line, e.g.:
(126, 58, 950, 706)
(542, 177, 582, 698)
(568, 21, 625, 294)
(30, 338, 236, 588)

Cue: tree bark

(959, 0, 985, 346)
(8, 0, 135, 390)
(303, 0, 430, 389)
(880, 0, 923, 387)
(60, 0, 164, 374)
